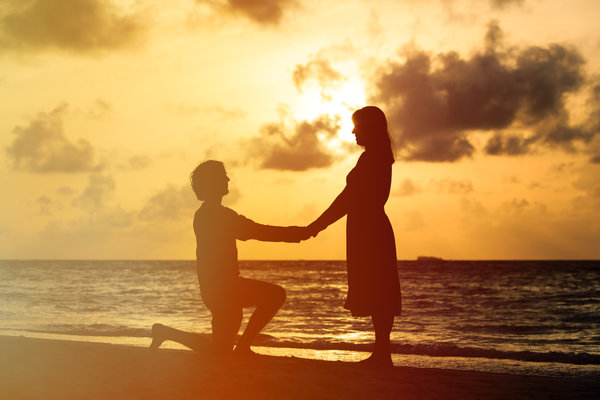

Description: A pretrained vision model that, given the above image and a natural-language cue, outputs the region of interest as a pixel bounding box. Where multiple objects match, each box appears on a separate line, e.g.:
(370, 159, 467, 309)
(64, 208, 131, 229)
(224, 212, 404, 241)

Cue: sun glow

(292, 76, 367, 148)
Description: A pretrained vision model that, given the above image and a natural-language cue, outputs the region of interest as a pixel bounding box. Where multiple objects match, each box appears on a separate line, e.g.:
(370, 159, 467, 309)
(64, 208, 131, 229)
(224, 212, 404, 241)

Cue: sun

(291, 76, 367, 149)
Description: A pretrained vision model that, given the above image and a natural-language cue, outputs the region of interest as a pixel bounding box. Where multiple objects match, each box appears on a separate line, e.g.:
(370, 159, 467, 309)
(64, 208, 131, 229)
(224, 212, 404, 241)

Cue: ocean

(1, 260, 598, 378)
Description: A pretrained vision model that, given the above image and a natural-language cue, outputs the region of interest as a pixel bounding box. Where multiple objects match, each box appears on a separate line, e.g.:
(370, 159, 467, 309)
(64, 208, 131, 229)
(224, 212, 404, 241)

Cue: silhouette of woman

(307, 106, 401, 367)
(151, 160, 307, 358)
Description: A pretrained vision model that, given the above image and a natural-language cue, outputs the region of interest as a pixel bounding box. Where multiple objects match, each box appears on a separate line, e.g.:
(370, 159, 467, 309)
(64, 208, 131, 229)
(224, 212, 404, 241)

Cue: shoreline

(1, 330, 598, 378)
(1, 335, 598, 399)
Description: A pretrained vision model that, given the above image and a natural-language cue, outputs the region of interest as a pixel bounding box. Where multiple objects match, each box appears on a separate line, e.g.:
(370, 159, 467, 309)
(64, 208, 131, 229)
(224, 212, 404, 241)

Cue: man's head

(190, 160, 229, 201)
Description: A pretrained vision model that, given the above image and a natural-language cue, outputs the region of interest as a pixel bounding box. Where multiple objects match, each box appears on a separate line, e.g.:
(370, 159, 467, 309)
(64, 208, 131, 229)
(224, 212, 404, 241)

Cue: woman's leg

(234, 278, 286, 355)
(373, 313, 394, 358)
(360, 313, 394, 366)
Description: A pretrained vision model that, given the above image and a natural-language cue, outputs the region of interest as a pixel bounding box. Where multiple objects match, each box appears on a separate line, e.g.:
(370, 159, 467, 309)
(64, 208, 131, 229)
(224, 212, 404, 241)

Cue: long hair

(352, 106, 395, 163)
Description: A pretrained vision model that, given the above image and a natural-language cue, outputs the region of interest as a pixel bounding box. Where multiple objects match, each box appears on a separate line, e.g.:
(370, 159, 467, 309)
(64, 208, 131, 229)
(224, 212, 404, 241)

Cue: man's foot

(357, 353, 394, 368)
(149, 323, 167, 350)
(232, 345, 259, 360)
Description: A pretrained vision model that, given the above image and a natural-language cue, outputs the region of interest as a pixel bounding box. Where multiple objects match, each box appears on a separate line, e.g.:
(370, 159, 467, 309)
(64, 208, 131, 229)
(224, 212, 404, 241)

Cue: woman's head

(351, 106, 395, 162)
(190, 160, 229, 201)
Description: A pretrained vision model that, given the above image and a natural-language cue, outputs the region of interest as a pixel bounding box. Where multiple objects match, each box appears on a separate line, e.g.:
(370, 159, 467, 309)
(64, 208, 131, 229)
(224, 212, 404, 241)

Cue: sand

(0, 335, 597, 400)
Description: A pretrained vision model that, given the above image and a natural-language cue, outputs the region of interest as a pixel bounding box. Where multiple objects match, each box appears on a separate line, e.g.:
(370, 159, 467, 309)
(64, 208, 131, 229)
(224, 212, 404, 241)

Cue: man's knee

(273, 285, 286, 308)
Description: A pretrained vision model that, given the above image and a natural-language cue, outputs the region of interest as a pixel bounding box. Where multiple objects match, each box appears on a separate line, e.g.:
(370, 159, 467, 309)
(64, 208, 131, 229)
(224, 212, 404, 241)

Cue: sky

(1, 0, 599, 260)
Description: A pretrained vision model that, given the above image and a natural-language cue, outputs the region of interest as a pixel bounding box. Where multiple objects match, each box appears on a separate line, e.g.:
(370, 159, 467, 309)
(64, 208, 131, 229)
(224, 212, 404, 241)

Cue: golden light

(291, 72, 367, 150)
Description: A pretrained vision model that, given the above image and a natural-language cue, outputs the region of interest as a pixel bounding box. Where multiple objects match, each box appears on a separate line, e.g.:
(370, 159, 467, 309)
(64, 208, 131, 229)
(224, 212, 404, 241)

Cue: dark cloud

(0, 0, 145, 53)
(484, 133, 535, 156)
(6, 105, 99, 173)
(73, 173, 115, 210)
(198, 0, 297, 25)
(406, 135, 475, 162)
(293, 55, 346, 98)
(371, 21, 592, 162)
(246, 114, 341, 171)
(591, 156, 600, 164)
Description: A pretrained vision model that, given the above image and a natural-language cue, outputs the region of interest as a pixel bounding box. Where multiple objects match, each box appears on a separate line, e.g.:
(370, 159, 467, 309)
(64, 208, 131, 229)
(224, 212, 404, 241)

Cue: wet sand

(0, 335, 597, 399)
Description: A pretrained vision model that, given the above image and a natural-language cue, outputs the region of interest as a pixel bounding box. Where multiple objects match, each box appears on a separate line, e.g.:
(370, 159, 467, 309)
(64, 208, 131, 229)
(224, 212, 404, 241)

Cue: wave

(19, 326, 599, 366)
(260, 340, 600, 365)
(23, 325, 151, 339)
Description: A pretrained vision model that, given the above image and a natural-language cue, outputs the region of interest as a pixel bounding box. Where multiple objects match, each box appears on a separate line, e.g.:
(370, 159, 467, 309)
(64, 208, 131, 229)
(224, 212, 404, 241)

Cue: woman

(307, 106, 401, 367)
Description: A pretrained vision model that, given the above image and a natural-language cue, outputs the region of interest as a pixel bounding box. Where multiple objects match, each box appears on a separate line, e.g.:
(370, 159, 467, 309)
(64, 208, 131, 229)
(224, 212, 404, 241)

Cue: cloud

(432, 178, 474, 194)
(370, 21, 593, 162)
(402, 210, 426, 232)
(393, 179, 422, 197)
(0, 0, 145, 53)
(293, 55, 346, 98)
(246, 114, 342, 171)
(139, 184, 198, 222)
(484, 133, 535, 156)
(84, 99, 113, 119)
(393, 177, 473, 196)
(57, 186, 75, 196)
(6, 105, 99, 173)
(489, 0, 524, 9)
(197, 0, 297, 26)
(36, 196, 55, 215)
(166, 102, 246, 120)
(73, 173, 116, 210)
(118, 154, 152, 171)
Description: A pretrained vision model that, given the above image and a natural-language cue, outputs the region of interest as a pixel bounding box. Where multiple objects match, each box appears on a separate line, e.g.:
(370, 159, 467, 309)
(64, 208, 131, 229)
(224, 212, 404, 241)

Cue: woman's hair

(352, 106, 395, 163)
(190, 160, 225, 200)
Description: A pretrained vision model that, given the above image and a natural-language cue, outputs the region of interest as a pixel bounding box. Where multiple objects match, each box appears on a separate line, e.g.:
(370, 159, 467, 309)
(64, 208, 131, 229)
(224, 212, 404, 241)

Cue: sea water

(0, 260, 598, 377)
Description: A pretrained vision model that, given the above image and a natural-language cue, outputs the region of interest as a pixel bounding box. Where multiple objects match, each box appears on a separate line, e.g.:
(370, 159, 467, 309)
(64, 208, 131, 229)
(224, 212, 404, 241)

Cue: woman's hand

(306, 221, 322, 238)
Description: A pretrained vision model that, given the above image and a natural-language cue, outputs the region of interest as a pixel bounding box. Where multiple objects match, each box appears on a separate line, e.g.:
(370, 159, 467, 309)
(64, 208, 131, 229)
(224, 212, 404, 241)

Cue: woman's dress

(313, 150, 402, 317)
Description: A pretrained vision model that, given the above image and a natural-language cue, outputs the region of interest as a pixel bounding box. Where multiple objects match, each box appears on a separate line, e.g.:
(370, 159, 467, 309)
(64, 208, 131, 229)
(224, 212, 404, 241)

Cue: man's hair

(190, 160, 225, 201)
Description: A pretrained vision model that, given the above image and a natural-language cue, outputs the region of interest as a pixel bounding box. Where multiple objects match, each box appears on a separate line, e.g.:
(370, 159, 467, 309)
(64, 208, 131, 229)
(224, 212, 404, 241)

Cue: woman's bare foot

(149, 323, 167, 350)
(357, 353, 393, 368)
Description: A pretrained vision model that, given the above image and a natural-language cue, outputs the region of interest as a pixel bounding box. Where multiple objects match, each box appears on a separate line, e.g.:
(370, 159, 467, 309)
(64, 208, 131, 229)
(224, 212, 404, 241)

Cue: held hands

(285, 223, 323, 243)
(285, 226, 312, 243)
(306, 221, 322, 238)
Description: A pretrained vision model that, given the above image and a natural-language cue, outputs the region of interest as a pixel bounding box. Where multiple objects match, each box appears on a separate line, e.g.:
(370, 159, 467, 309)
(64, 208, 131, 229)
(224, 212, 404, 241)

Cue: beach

(1, 336, 597, 400)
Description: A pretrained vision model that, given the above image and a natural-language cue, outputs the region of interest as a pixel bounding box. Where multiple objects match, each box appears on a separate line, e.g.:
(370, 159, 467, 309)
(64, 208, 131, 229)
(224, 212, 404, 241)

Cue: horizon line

(1, 258, 599, 262)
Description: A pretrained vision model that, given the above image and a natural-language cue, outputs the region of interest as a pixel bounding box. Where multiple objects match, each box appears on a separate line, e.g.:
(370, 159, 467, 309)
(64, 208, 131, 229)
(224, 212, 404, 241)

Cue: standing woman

(307, 106, 401, 367)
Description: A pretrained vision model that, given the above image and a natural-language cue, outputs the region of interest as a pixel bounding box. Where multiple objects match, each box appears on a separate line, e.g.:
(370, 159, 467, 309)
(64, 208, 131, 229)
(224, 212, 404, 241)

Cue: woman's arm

(307, 186, 350, 237)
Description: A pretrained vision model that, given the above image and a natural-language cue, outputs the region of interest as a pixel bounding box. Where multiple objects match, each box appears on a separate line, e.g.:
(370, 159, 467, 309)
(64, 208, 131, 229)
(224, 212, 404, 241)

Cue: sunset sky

(1, 0, 599, 260)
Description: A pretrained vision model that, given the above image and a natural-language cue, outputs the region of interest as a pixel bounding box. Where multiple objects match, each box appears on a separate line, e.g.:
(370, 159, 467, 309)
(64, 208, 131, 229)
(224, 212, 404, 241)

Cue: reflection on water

(0, 259, 599, 377)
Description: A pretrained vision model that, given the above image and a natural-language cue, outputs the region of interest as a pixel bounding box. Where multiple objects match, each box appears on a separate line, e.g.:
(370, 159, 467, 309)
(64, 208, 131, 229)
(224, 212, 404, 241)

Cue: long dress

(313, 150, 401, 317)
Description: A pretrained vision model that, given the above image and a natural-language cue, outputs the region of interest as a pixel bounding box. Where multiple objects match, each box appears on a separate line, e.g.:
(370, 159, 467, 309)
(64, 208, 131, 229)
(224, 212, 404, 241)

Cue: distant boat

(416, 256, 446, 262)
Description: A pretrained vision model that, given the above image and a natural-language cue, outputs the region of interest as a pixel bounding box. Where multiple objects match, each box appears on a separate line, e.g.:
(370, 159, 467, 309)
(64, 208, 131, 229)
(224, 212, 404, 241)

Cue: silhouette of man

(151, 160, 307, 358)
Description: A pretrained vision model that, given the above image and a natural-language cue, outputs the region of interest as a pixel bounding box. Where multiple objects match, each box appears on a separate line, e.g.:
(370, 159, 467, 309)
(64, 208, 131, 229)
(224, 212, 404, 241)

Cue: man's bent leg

(235, 278, 286, 354)
(211, 306, 243, 357)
